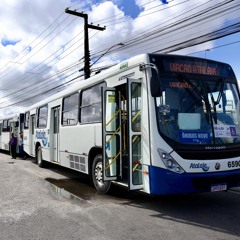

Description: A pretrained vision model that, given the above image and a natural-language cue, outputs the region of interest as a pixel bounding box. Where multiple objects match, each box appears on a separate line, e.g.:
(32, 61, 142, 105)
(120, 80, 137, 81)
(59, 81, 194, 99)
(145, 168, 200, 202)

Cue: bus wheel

(92, 154, 111, 193)
(36, 146, 44, 168)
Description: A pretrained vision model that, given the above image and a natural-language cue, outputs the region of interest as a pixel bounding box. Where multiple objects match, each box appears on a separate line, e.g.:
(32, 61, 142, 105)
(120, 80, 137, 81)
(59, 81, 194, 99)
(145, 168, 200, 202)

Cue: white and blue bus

(15, 53, 240, 194)
(0, 114, 24, 152)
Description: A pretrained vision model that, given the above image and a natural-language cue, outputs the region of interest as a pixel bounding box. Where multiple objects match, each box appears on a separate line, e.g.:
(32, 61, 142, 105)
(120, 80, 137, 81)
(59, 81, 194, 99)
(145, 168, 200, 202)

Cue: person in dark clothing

(9, 133, 17, 159)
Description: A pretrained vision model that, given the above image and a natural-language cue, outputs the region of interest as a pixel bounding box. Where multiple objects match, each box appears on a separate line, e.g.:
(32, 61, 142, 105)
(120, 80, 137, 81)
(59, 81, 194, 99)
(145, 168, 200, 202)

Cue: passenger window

(2, 120, 10, 132)
(37, 105, 48, 128)
(62, 93, 79, 126)
(80, 82, 106, 123)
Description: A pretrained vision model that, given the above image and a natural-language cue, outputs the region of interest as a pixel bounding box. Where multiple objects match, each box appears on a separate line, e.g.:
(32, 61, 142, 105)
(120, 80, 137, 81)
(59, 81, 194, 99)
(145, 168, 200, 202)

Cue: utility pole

(65, 8, 106, 79)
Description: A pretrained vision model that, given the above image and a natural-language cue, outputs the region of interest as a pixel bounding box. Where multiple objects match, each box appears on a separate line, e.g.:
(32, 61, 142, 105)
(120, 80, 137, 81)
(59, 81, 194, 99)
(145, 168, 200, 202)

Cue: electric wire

(0, 0, 239, 113)
(0, 30, 99, 102)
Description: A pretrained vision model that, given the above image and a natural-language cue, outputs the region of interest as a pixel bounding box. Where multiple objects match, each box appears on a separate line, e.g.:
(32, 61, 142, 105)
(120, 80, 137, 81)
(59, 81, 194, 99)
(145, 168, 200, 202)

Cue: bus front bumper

(149, 166, 240, 195)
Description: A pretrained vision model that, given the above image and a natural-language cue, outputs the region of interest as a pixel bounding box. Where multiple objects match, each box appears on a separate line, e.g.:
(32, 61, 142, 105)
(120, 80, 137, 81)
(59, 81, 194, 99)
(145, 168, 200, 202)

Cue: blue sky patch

(26, 46, 32, 53)
(71, 0, 142, 19)
(119, 0, 141, 19)
(1, 37, 20, 47)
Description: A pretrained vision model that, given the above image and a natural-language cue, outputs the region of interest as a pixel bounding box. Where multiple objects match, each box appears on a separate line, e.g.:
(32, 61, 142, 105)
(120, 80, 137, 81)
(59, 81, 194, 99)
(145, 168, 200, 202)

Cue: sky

(0, 0, 239, 116)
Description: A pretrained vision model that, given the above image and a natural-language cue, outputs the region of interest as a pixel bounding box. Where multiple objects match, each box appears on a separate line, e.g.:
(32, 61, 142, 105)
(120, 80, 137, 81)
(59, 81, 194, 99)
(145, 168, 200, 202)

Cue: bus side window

(62, 92, 79, 126)
(37, 105, 48, 128)
(80, 82, 106, 124)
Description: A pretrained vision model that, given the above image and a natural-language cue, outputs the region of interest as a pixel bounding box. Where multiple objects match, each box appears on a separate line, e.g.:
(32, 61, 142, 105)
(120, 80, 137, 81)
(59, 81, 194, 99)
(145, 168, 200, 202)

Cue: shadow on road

(22, 157, 240, 238)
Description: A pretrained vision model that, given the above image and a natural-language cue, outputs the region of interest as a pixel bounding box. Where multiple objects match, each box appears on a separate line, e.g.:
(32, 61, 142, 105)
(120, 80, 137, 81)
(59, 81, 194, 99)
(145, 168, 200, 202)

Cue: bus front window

(156, 77, 240, 145)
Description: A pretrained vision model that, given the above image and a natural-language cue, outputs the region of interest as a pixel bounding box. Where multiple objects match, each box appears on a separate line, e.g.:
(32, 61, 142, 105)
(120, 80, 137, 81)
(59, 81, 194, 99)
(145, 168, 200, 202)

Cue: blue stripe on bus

(149, 166, 240, 195)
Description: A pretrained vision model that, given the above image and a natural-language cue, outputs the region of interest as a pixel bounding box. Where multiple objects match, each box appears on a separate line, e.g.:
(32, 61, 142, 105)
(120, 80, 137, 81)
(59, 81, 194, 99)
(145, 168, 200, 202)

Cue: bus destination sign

(169, 62, 217, 75)
(162, 59, 220, 76)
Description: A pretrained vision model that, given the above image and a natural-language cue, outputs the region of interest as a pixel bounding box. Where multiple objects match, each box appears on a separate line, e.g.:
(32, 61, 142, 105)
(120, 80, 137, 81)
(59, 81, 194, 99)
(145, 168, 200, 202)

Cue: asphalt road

(0, 152, 240, 240)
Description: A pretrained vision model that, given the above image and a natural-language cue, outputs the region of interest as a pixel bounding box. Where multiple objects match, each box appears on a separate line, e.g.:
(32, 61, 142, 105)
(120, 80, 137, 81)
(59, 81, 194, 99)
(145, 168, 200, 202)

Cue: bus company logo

(215, 163, 221, 170)
(190, 162, 210, 172)
(36, 130, 48, 147)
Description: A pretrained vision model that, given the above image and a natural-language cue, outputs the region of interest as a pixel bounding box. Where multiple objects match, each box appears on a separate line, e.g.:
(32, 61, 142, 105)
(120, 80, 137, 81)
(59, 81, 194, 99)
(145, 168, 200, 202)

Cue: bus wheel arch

(89, 148, 111, 193)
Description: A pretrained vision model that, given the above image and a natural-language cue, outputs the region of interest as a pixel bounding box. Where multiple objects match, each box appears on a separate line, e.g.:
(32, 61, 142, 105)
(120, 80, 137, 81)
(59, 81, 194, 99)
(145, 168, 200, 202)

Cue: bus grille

(69, 155, 86, 173)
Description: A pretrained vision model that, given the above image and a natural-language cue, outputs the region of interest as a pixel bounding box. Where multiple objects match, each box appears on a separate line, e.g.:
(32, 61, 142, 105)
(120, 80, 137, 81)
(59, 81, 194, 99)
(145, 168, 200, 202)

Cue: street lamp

(205, 49, 210, 58)
(90, 43, 124, 68)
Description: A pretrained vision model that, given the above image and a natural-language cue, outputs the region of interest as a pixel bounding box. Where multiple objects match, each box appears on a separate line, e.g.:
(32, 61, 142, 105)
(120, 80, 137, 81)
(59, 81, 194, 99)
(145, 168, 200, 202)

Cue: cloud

(0, 0, 239, 116)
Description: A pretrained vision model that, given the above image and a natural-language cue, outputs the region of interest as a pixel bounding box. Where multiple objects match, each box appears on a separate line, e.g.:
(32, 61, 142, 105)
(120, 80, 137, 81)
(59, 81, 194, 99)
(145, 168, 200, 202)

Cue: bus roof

(23, 53, 150, 112)
(7, 53, 237, 114)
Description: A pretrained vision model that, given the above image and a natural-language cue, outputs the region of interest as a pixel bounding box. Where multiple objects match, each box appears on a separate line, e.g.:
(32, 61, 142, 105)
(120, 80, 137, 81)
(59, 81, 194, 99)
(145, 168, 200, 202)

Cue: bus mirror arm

(140, 63, 162, 97)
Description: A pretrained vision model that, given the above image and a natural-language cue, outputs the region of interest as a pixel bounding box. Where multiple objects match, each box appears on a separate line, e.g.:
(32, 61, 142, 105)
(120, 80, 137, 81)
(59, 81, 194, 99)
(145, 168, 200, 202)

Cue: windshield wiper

(207, 78, 225, 124)
(177, 75, 210, 123)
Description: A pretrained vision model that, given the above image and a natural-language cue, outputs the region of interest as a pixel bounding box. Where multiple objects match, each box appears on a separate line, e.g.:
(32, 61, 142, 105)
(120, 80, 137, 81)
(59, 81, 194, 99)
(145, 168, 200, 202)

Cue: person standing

(19, 131, 26, 159)
(9, 133, 17, 159)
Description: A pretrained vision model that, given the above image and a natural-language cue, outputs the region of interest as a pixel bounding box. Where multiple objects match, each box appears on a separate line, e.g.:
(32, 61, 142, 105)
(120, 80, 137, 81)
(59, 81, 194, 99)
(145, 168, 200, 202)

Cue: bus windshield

(156, 76, 240, 145)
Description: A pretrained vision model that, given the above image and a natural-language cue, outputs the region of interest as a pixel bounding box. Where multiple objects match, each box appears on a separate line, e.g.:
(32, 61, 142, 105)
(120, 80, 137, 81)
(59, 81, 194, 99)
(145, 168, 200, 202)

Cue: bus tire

(92, 154, 111, 193)
(36, 146, 44, 168)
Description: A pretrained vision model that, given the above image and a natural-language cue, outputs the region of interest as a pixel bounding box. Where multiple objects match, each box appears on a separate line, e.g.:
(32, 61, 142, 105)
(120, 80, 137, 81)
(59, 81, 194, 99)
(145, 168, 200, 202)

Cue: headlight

(158, 149, 185, 174)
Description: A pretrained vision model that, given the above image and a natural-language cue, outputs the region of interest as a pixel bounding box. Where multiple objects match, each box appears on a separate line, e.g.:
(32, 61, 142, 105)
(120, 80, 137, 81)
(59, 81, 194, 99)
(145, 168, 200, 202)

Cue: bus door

(127, 79, 143, 190)
(10, 120, 14, 134)
(51, 107, 60, 163)
(29, 114, 35, 156)
(102, 87, 122, 181)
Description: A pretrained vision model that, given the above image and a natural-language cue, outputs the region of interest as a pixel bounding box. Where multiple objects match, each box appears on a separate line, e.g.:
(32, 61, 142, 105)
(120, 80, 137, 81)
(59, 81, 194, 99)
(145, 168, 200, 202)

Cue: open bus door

(127, 79, 143, 190)
(102, 87, 122, 181)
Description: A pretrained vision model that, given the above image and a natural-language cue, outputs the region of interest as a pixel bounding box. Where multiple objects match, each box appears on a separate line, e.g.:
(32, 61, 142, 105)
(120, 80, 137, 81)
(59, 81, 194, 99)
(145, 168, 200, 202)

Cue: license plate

(211, 184, 227, 192)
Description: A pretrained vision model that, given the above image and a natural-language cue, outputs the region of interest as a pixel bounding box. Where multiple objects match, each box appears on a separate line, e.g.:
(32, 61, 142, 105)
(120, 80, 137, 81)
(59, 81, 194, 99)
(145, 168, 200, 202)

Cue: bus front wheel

(92, 154, 111, 193)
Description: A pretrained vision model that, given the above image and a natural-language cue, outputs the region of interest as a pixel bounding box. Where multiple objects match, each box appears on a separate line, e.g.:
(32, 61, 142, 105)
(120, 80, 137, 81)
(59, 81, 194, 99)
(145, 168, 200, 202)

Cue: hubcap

(95, 161, 103, 186)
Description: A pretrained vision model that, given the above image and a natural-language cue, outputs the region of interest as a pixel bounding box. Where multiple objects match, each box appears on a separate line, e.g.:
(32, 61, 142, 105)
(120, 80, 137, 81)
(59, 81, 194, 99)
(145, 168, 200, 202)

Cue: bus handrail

(104, 150, 121, 170)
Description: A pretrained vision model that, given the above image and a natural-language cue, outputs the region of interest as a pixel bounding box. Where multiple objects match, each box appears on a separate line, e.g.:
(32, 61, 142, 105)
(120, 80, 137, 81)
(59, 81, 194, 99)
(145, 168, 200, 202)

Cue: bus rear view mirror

(150, 71, 162, 97)
(140, 63, 161, 97)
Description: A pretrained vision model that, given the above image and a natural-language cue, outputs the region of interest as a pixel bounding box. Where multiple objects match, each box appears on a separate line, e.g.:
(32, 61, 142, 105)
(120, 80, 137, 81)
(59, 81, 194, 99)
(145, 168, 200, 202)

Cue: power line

(0, 0, 239, 112)
(186, 39, 240, 56)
